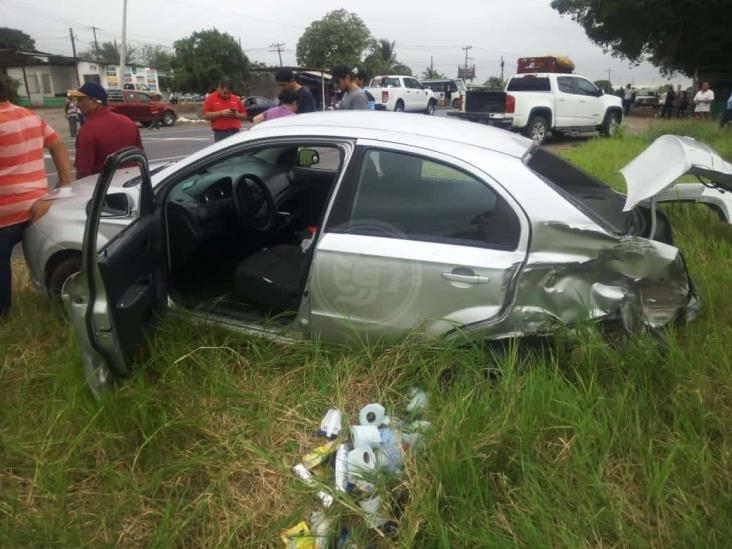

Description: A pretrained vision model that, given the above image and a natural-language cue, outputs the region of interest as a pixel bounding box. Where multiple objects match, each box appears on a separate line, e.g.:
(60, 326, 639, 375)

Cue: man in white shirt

(693, 82, 714, 119)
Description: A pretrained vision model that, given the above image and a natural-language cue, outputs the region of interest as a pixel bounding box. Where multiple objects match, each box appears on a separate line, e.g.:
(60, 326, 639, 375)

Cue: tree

(422, 67, 446, 80)
(138, 45, 174, 71)
(173, 29, 249, 93)
(482, 77, 505, 90)
(0, 27, 35, 50)
(297, 10, 373, 68)
(79, 41, 137, 65)
(594, 80, 613, 93)
(391, 63, 413, 76)
(0, 71, 20, 102)
(550, 0, 732, 75)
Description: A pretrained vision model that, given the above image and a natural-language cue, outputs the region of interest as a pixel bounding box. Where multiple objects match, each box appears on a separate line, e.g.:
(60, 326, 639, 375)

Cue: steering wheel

(232, 173, 275, 232)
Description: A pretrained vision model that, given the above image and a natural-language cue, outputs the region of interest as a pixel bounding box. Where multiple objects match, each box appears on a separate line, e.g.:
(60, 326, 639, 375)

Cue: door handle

(442, 271, 490, 285)
(558, 98, 566, 102)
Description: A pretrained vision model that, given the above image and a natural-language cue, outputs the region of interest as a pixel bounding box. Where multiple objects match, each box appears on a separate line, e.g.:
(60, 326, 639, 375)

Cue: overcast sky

(1, 0, 689, 87)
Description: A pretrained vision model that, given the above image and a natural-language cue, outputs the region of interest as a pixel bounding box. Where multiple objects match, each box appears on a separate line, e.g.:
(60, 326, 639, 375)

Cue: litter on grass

(284, 388, 431, 547)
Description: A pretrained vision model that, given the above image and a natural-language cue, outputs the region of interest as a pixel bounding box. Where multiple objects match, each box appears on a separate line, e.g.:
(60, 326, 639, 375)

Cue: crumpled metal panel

(458, 221, 697, 339)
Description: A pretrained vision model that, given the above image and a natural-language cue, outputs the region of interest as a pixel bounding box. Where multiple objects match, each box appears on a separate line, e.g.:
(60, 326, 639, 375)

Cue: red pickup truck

(106, 89, 177, 127)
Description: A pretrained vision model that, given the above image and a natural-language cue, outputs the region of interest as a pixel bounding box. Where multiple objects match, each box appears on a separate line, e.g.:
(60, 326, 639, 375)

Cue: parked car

(449, 73, 624, 144)
(107, 88, 177, 127)
(22, 114, 731, 394)
(420, 78, 467, 109)
(366, 75, 438, 114)
(634, 89, 659, 108)
(180, 93, 205, 102)
(243, 96, 276, 120)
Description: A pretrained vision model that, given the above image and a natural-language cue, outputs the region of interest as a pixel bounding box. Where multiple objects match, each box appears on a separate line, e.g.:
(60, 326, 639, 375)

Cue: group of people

(621, 81, 725, 121)
(0, 79, 144, 316)
(202, 65, 377, 141)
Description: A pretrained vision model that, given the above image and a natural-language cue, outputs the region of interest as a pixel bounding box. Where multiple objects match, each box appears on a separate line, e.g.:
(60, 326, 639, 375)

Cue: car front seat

(233, 245, 305, 313)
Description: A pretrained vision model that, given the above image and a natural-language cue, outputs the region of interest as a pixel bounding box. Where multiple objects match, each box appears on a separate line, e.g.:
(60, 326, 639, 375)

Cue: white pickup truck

(449, 73, 624, 143)
(366, 75, 438, 114)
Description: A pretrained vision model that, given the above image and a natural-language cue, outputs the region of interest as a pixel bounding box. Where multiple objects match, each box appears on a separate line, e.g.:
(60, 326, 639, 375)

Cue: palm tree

(376, 39, 397, 68)
(422, 67, 446, 80)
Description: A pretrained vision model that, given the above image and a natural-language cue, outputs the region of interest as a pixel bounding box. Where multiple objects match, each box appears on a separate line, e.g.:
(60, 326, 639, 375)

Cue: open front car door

(67, 147, 166, 395)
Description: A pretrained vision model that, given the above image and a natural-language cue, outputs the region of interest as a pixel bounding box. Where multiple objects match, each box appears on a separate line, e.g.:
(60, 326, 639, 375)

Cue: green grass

(2, 120, 732, 546)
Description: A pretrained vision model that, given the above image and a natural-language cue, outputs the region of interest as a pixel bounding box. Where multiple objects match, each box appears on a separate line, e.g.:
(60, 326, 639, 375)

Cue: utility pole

(500, 56, 505, 82)
(90, 26, 100, 59)
(607, 68, 612, 83)
(430, 55, 434, 72)
(270, 42, 285, 67)
(462, 45, 473, 69)
(69, 27, 77, 58)
(119, 0, 128, 88)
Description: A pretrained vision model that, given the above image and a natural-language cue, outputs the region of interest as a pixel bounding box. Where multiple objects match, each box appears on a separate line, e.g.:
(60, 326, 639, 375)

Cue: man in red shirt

(0, 75, 72, 316)
(202, 78, 246, 142)
(70, 82, 143, 179)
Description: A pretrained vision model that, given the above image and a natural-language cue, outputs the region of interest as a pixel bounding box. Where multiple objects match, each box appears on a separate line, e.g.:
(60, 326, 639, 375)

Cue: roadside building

(0, 48, 170, 107)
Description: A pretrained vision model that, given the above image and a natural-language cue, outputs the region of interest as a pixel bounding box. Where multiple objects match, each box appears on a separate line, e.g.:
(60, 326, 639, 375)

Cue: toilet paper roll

(347, 447, 376, 491)
(350, 425, 381, 449)
(359, 403, 386, 426)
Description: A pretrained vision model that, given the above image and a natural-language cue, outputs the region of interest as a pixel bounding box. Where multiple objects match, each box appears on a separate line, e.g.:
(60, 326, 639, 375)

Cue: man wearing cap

(70, 82, 143, 179)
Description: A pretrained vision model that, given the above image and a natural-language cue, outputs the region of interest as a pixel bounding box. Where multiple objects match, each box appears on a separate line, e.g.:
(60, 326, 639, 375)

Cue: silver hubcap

(608, 118, 618, 135)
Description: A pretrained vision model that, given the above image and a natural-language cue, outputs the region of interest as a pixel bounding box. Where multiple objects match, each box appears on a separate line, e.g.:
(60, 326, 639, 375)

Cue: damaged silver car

(55, 113, 730, 392)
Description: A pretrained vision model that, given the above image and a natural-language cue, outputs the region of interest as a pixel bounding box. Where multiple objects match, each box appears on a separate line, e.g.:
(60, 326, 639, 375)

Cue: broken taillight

(381, 90, 389, 103)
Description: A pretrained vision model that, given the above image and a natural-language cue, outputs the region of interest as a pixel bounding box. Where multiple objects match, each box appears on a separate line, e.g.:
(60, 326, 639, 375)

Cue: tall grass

(1, 120, 731, 546)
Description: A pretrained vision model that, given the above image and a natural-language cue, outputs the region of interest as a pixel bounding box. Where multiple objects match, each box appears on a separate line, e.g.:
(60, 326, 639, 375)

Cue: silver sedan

(22, 112, 732, 393)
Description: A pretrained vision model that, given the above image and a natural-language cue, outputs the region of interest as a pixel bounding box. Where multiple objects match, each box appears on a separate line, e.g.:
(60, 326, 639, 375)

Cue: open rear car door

(67, 148, 166, 395)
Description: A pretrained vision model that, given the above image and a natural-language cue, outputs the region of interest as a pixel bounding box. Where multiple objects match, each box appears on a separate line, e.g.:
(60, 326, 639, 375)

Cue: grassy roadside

(1, 121, 731, 546)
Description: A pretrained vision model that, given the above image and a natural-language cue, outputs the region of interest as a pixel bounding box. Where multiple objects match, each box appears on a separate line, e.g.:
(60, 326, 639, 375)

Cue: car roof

(252, 111, 532, 158)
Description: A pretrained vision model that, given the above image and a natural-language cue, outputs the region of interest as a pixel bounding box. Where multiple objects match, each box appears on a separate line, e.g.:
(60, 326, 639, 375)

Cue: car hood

(621, 135, 732, 211)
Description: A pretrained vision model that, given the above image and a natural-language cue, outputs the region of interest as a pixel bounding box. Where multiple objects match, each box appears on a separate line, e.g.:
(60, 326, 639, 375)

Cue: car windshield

(525, 147, 637, 235)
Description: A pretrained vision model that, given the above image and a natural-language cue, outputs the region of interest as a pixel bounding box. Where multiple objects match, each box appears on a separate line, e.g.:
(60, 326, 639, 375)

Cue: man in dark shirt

(69, 82, 143, 179)
(275, 69, 316, 114)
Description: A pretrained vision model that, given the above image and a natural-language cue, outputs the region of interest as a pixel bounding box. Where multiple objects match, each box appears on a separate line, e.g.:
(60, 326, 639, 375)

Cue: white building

(1, 49, 166, 107)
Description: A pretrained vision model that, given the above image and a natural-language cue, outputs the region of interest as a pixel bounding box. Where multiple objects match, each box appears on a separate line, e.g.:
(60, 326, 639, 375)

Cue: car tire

(452, 98, 459, 109)
(394, 100, 405, 113)
(162, 111, 176, 127)
(424, 100, 437, 115)
(600, 112, 620, 137)
(47, 255, 81, 305)
(525, 115, 549, 144)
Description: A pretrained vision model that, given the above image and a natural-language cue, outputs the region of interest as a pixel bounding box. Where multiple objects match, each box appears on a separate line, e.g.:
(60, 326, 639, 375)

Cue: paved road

(45, 123, 225, 186)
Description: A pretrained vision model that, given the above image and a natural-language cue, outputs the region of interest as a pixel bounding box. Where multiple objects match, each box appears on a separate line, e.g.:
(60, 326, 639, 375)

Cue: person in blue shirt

(720, 92, 732, 128)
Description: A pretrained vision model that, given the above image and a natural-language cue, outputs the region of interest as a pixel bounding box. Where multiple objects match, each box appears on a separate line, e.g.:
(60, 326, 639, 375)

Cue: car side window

(557, 77, 575, 94)
(573, 78, 598, 97)
(404, 78, 421, 89)
(137, 93, 150, 103)
(339, 150, 520, 250)
(244, 98, 255, 107)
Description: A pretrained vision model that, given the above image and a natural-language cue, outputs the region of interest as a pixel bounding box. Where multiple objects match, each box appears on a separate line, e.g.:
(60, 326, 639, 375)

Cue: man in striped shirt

(0, 76, 72, 316)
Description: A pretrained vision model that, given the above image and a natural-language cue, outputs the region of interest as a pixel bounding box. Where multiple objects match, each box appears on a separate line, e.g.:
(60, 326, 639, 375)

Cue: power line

(269, 42, 285, 67)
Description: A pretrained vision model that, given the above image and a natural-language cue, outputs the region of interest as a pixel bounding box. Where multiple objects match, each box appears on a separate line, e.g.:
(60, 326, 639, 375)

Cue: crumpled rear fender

(458, 221, 697, 339)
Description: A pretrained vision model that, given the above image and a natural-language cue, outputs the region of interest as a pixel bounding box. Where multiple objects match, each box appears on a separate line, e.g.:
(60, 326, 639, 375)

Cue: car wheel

(162, 111, 176, 127)
(48, 255, 81, 307)
(452, 98, 459, 109)
(525, 115, 549, 144)
(424, 100, 437, 115)
(600, 112, 620, 137)
(394, 100, 405, 113)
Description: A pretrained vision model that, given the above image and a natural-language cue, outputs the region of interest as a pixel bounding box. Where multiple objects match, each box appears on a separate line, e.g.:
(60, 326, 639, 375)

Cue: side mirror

(86, 192, 132, 217)
(598, 89, 605, 96)
(297, 148, 320, 168)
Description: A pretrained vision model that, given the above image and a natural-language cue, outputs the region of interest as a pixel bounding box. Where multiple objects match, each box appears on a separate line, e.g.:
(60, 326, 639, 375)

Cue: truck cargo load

(517, 56, 574, 74)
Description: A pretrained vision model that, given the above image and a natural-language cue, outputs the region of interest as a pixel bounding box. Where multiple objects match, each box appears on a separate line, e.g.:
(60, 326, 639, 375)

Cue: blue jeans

(213, 129, 239, 142)
(0, 222, 26, 316)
